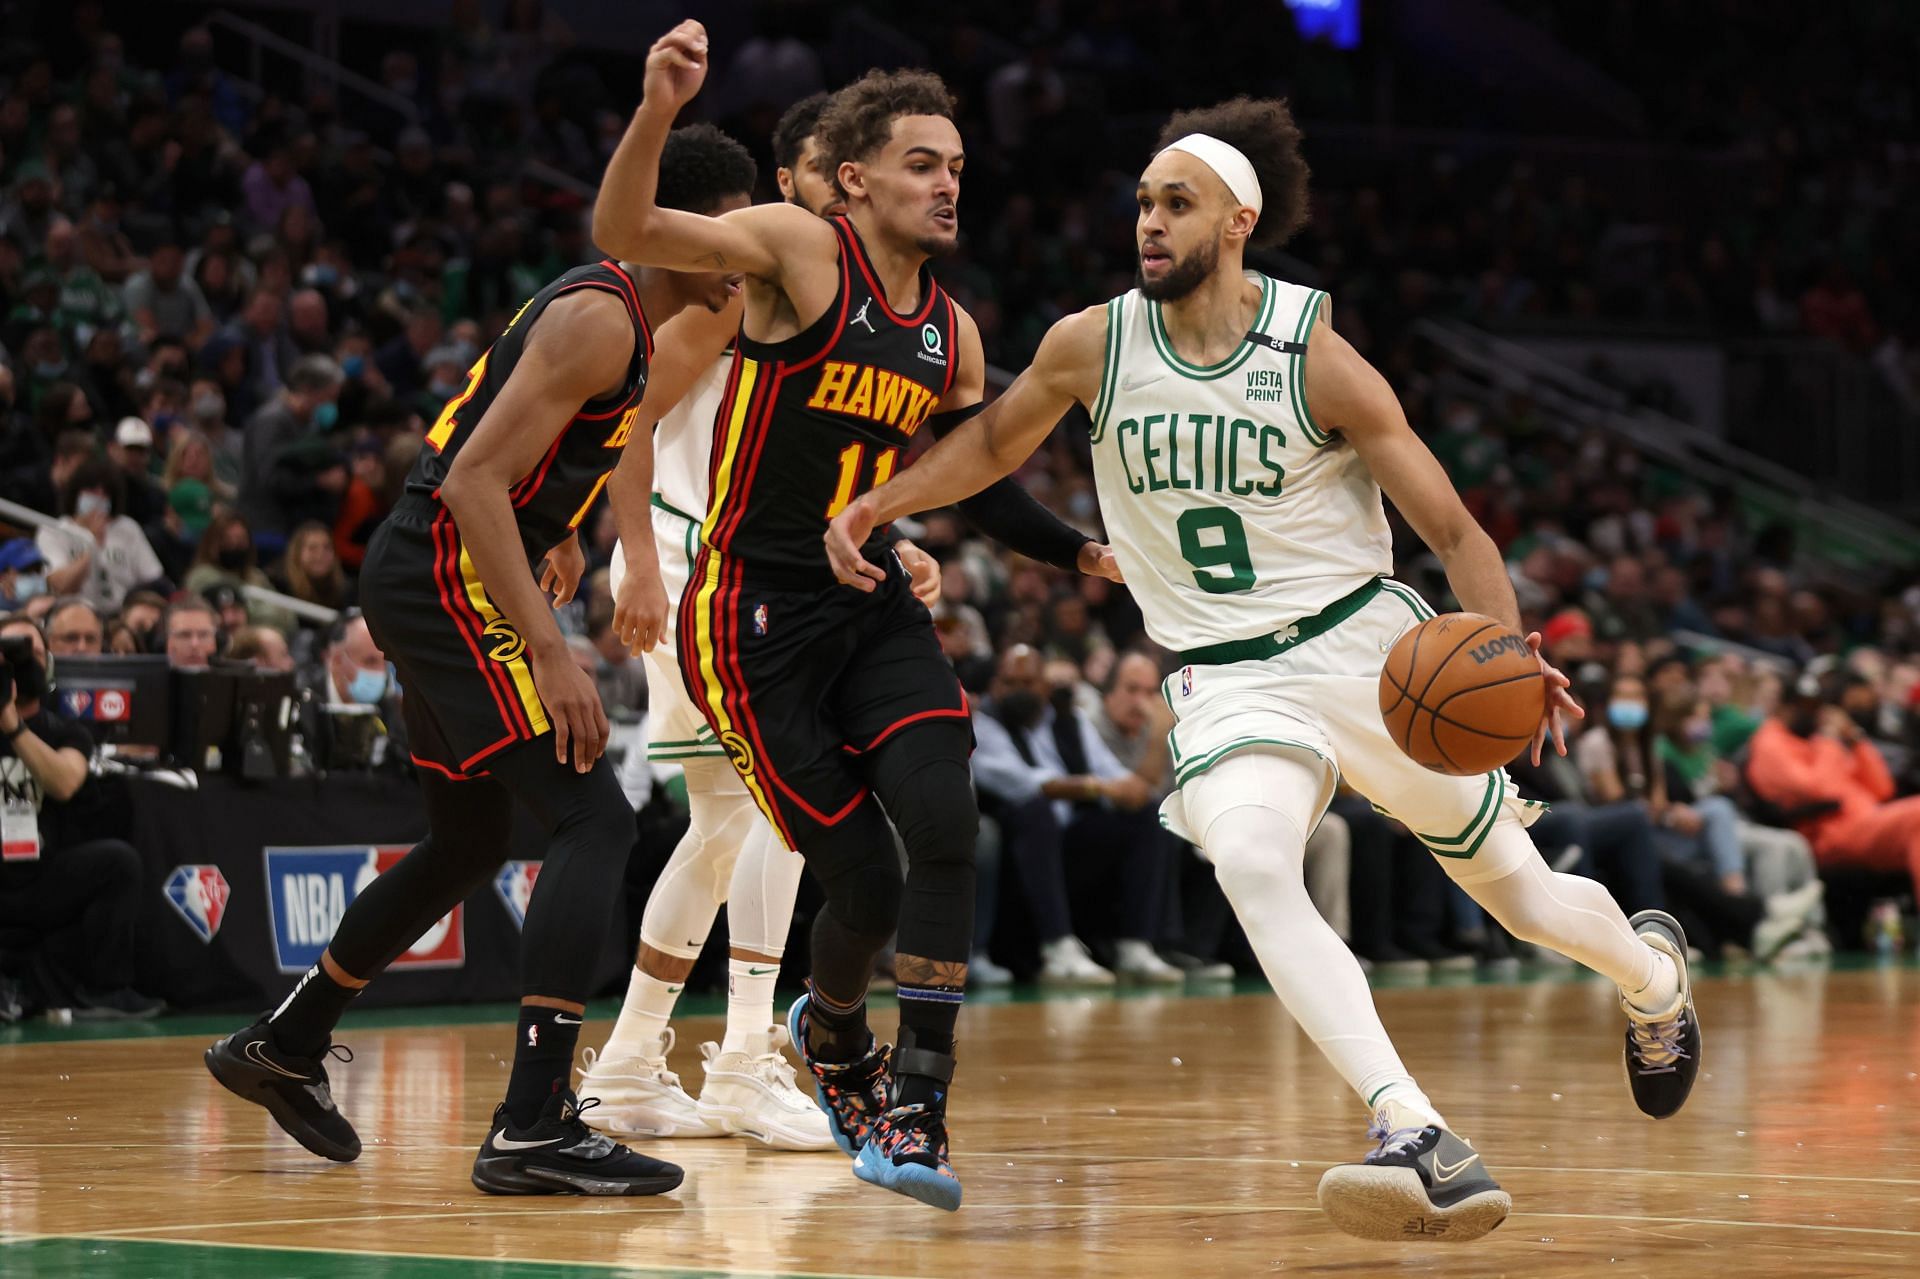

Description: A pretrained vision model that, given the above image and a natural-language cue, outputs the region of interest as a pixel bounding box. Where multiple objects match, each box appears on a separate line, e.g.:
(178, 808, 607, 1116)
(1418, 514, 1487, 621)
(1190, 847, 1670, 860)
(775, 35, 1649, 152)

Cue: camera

(0, 634, 38, 705)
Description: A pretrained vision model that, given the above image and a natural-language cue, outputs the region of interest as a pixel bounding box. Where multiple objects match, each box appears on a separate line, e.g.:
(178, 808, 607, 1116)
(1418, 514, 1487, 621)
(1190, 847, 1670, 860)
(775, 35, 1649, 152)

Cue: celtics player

(826, 96, 1703, 1242)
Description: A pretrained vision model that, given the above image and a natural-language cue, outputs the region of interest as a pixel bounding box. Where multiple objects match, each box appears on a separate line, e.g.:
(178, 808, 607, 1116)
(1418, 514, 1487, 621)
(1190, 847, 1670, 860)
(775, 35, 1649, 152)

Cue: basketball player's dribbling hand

(614, 562, 670, 655)
(1525, 630, 1584, 765)
(539, 534, 585, 606)
(530, 646, 609, 774)
(644, 20, 709, 110)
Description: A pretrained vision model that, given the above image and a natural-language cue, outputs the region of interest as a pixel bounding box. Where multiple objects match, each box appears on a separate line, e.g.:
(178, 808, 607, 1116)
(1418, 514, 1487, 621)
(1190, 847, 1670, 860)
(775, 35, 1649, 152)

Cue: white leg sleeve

(1451, 820, 1671, 1002)
(725, 815, 805, 958)
(1183, 751, 1438, 1120)
(637, 759, 763, 958)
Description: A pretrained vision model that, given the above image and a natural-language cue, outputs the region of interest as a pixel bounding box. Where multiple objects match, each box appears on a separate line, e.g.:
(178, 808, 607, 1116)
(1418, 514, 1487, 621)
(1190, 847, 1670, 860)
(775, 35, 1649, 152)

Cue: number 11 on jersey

(826, 441, 900, 518)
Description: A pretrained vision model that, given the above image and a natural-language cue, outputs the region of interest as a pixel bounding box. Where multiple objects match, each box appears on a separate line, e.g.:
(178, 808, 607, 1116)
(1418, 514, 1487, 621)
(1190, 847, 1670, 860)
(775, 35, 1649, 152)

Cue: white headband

(1158, 133, 1263, 215)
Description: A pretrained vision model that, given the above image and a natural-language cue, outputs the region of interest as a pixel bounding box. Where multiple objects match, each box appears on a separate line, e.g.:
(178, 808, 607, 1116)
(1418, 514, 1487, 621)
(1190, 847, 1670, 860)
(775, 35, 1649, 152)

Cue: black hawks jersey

(406, 260, 653, 562)
(699, 217, 958, 589)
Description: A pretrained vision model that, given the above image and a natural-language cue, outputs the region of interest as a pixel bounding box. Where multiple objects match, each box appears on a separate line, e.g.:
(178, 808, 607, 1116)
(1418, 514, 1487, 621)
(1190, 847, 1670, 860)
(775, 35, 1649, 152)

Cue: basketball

(1379, 612, 1545, 776)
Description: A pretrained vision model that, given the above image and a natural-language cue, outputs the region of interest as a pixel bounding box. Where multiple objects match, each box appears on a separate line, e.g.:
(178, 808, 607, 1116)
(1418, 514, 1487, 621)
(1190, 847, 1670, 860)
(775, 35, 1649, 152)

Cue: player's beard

(1138, 237, 1220, 302)
(915, 228, 960, 258)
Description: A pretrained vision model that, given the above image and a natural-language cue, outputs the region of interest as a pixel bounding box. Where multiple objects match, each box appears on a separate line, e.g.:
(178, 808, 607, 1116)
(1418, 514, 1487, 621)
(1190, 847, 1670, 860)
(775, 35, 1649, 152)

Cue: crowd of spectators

(1, 4, 1918, 1017)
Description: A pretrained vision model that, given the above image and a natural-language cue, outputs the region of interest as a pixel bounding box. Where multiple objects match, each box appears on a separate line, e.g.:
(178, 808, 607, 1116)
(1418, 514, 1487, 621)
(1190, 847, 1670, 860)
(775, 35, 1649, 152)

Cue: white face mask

(12, 573, 45, 599)
(76, 491, 112, 520)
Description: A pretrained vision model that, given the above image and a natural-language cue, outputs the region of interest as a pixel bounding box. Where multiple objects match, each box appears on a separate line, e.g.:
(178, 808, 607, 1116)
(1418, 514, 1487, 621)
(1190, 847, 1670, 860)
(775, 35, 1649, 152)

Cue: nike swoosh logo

(553, 1015, 582, 1025)
(243, 1039, 308, 1080)
(747, 967, 776, 976)
(1432, 1152, 1481, 1183)
(1120, 373, 1164, 392)
(489, 1129, 565, 1151)
(667, 986, 683, 994)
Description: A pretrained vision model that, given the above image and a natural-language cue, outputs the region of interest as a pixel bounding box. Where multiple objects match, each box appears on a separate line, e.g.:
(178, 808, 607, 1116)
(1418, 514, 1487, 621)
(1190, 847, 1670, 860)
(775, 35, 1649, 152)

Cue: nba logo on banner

(163, 865, 230, 941)
(265, 846, 464, 974)
(1180, 666, 1194, 697)
(493, 861, 542, 929)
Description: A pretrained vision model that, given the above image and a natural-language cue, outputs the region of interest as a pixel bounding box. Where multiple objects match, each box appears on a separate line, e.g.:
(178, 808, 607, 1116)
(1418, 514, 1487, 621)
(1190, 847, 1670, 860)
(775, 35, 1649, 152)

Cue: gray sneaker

(1317, 1111, 1511, 1243)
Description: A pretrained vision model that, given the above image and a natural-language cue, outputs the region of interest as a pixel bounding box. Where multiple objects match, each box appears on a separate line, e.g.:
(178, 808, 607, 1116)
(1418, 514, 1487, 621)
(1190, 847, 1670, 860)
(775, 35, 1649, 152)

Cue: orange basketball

(1379, 612, 1545, 776)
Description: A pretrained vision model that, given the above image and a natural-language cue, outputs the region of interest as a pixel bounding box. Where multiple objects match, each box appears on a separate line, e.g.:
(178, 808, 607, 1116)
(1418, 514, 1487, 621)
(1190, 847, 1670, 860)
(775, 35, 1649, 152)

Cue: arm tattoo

(894, 955, 969, 989)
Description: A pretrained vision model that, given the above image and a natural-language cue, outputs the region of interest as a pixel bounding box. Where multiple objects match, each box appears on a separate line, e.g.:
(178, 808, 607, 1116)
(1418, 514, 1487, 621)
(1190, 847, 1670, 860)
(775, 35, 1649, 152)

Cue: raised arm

(824, 305, 1107, 588)
(606, 294, 740, 653)
(438, 290, 631, 771)
(1305, 306, 1582, 761)
(594, 21, 833, 283)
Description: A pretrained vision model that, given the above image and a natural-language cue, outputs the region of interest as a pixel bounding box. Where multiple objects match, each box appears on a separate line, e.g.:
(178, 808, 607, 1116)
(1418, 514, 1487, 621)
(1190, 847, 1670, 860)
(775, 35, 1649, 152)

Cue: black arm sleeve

(919, 404, 1094, 572)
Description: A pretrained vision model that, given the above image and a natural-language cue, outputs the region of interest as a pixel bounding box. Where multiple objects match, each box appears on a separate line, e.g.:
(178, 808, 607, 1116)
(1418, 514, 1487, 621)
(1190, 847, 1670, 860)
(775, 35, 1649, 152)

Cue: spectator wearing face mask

(0, 540, 47, 612)
(182, 511, 296, 636)
(1749, 671, 1920, 899)
(35, 461, 165, 613)
(237, 354, 344, 539)
(295, 612, 400, 770)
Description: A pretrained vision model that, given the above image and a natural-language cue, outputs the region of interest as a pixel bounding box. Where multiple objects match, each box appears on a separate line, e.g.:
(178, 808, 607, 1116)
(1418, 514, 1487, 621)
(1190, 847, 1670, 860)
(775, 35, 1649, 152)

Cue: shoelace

(1628, 1010, 1691, 1073)
(579, 1041, 688, 1091)
(1363, 1117, 1430, 1163)
(324, 1043, 354, 1066)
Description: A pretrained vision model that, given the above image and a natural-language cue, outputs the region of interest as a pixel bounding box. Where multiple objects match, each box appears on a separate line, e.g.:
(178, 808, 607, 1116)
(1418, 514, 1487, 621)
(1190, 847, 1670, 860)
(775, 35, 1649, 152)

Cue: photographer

(0, 614, 162, 1021)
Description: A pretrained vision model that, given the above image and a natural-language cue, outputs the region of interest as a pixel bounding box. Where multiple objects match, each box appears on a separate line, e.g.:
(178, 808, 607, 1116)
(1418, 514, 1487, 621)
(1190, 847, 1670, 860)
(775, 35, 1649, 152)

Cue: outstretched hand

(1526, 631, 1584, 765)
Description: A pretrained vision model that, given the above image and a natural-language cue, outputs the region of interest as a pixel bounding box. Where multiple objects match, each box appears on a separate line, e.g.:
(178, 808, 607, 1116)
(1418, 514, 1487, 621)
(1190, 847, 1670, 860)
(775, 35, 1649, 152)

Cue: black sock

(268, 963, 362, 1058)
(505, 1005, 581, 1127)
(893, 974, 961, 1108)
(807, 982, 870, 1064)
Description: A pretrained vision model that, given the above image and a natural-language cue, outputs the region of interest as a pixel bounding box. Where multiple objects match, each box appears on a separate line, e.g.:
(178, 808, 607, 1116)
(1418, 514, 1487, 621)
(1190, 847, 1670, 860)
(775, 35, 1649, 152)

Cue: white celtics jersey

(652, 354, 733, 519)
(1087, 274, 1392, 652)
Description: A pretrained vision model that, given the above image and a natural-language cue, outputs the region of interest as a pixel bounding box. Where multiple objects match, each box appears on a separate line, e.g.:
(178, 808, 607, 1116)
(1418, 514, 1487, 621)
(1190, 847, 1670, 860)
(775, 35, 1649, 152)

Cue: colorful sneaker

(1622, 909, 1703, 1119)
(471, 1089, 683, 1196)
(1317, 1110, 1509, 1243)
(854, 1103, 961, 1211)
(786, 989, 889, 1156)
(204, 1018, 360, 1162)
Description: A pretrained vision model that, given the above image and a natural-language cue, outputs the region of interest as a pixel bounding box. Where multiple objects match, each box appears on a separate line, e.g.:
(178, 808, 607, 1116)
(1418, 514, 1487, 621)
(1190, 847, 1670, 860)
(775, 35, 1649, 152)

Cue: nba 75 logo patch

(164, 865, 230, 941)
(1181, 666, 1195, 697)
(752, 603, 769, 636)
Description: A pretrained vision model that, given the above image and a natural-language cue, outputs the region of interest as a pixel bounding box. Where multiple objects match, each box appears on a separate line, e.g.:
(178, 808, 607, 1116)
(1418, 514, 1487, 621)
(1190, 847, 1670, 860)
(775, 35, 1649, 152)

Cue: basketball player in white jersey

(826, 97, 1702, 1243)
(576, 97, 853, 1151)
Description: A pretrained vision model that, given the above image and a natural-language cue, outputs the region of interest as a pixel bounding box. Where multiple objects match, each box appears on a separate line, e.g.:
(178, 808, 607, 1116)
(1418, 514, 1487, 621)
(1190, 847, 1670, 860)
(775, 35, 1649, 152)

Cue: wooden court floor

(2, 965, 1917, 1278)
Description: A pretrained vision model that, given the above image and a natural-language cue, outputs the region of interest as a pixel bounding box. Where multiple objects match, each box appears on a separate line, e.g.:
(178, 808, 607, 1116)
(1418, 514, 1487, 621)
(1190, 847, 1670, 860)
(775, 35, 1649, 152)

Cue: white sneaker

(1112, 939, 1185, 985)
(577, 1030, 725, 1139)
(1038, 935, 1116, 987)
(968, 952, 1014, 987)
(694, 1026, 838, 1151)
(1753, 880, 1826, 961)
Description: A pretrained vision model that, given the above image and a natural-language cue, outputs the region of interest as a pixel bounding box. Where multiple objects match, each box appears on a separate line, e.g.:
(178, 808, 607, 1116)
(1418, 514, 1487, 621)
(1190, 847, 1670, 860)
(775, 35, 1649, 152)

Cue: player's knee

(1203, 808, 1307, 903)
(889, 758, 978, 872)
(825, 858, 903, 932)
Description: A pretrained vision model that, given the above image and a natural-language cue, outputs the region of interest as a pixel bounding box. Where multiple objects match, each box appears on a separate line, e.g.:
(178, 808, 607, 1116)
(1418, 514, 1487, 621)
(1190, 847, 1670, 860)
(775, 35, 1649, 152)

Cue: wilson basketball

(1379, 613, 1545, 776)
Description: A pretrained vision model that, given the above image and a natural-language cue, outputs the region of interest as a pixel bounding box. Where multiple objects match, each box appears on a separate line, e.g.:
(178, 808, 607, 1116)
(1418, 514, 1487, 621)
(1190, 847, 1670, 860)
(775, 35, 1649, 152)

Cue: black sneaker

(471, 1089, 683, 1196)
(1622, 909, 1702, 1119)
(204, 1018, 360, 1162)
(1317, 1111, 1511, 1243)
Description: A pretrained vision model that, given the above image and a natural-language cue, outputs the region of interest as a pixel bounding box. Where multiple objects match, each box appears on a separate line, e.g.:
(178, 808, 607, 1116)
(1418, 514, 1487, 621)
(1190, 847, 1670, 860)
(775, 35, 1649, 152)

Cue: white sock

(1458, 836, 1681, 1014)
(601, 966, 681, 1060)
(1185, 753, 1440, 1126)
(723, 958, 780, 1056)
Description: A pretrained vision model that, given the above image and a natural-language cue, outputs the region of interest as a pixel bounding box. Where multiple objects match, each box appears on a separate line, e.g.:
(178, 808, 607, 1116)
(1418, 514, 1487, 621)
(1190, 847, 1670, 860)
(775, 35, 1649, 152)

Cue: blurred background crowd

(2, 0, 1919, 1013)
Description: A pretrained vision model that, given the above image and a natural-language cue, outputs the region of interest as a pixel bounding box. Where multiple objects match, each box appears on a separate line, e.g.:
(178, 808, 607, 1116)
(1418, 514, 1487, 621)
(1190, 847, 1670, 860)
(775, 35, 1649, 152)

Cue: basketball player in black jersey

(596, 22, 1117, 1209)
(204, 125, 757, 1198)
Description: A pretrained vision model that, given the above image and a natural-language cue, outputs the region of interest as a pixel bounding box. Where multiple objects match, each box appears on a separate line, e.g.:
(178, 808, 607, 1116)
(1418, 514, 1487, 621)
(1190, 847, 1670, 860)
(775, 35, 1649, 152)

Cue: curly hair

(772, 91, 833, 173)
(1154, 97, 1310, 249)
(657, 123, 758, 215)
(813, 70, 956, 198)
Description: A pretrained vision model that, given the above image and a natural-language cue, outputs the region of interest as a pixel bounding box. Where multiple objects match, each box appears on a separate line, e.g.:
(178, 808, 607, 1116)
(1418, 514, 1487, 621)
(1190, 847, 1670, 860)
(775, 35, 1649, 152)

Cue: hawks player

(205, 124, 756, 1198)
